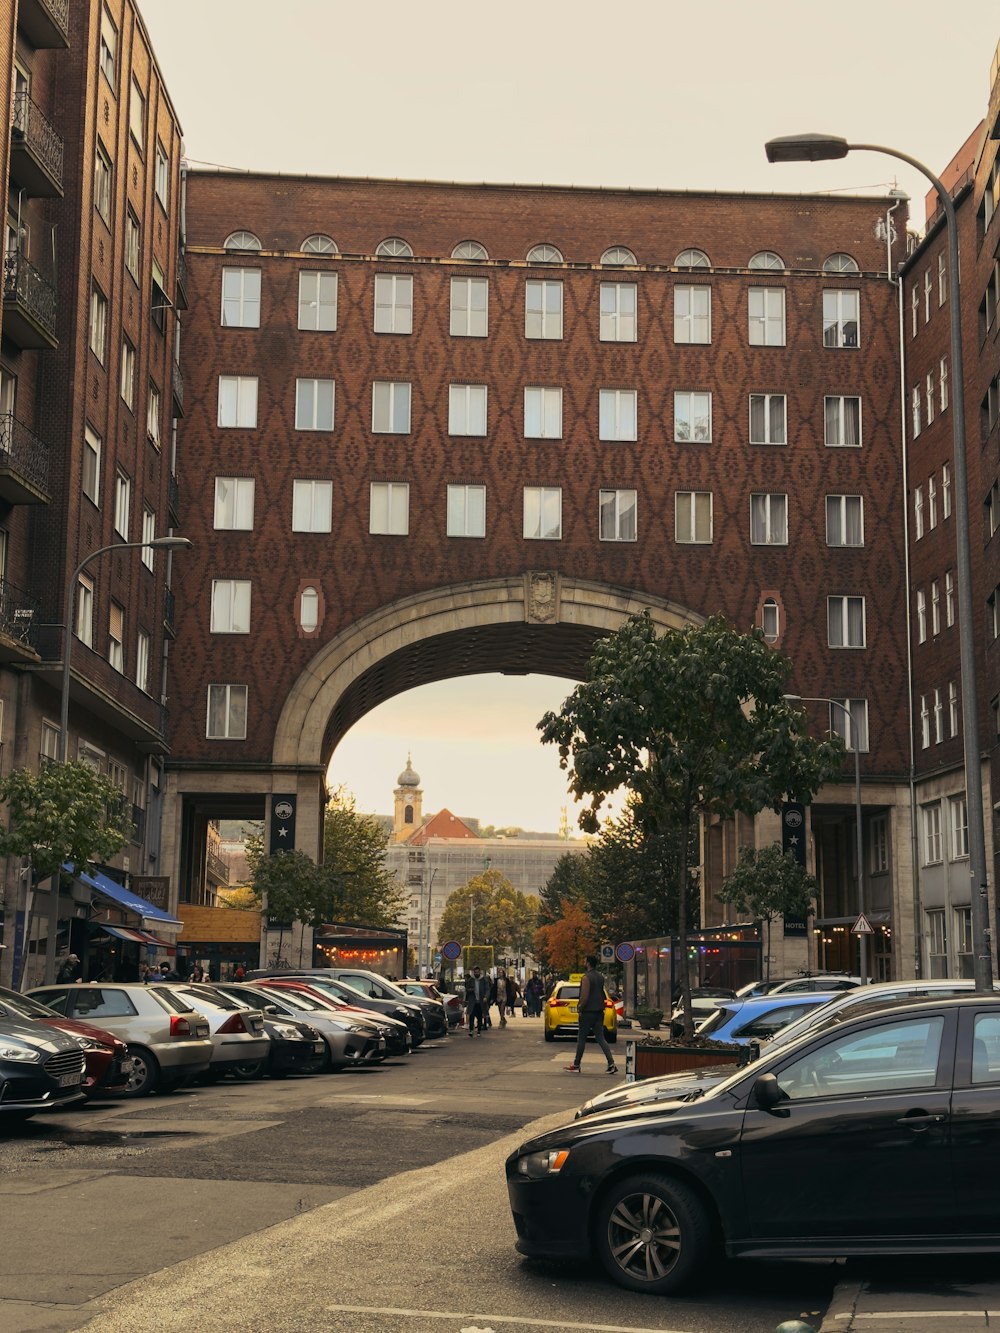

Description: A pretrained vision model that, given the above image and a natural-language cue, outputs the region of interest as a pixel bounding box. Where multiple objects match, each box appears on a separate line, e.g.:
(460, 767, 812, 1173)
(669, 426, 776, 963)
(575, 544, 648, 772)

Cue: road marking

(325, 1305, 696, 1332)
(851, 1315, 990, 1322)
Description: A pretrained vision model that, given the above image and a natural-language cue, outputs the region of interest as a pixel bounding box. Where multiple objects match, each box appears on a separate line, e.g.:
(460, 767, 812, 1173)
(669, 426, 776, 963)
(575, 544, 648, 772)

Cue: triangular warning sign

(851, 913, 874, 935)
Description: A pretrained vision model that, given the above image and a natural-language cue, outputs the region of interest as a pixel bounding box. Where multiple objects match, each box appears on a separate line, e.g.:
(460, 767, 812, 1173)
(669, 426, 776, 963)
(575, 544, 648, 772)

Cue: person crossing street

(565, 954, 617, 1074)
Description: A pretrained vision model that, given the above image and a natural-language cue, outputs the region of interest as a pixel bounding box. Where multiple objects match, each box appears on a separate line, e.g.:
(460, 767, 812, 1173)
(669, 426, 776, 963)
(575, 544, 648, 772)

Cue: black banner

(782, 800, 808, 935)
(269, 793, 297, 855)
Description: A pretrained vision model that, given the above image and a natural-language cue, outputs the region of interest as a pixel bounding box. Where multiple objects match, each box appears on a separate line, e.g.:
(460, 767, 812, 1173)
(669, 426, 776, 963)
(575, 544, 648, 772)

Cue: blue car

(694, 991, 838, 1044)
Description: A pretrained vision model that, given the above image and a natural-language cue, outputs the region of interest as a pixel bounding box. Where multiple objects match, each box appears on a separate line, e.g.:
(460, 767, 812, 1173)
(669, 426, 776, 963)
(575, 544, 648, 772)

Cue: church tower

(392, 755, 423, 842)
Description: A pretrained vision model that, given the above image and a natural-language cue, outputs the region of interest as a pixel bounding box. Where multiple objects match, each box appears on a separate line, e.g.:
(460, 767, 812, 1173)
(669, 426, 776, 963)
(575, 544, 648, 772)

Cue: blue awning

(69, 864, 182, 928)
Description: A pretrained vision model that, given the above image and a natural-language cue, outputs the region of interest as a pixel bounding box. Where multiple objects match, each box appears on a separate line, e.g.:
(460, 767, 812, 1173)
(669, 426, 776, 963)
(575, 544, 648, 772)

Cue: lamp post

(785, 694, 867, 982)
(48, 536, 192, 982)
(766, 133, 993, 992)
(425, 867, 437, 978)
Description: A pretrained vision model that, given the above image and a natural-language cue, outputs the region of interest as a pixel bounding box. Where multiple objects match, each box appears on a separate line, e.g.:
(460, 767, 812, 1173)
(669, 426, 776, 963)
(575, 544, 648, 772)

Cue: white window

(942, 462, 951, 517)
(129, 77, 145, 149)
(911, 285, 919, 338)
(825, 396, 861, 447)
(155, 142, 169, 210)
(452, 240, 488, 262)
(141, 509, 155, 568)
(292, 479, 333, 532)
(945, 570, 955, 626)
(822, 290, 859, 347)
(114, 472, 130, 538)
(90, 285, 107, 362)
(926, 372, 935, 426)
(95, 143, 112, 223)
(749, 251, 784, 270)
(955, 908, 973, 978)
(374, 274, 413, 334)
(211, 579, 251, 634)
(370, 482, 409, 534)
(298, 271, 337, 331)
(938, 252, 947, 305)
(147, 383, 161, 444)
(218, 376, 258, 428)
(914, 485, 924, 539)
(827, 595, 865, 648)
(108, 602, 124, 672)
(447, 485, 486, 538)
(224, 231, 260, 253)
(928, 475, 937, 529)
(675, 491, 713, 543)
(675, 248, 709, 268)
(100, 7, 117, 84)
(83, 427, 101, 504)
(871, 816, 889, 873)
(761, 598, 780, 643)
(932, 579, 941, 635)
(372, 381, 411, 433)
(524, 387, 562, 439)
(924, 268, 932, 322)
(302, 234, 337, 255)
(674, 285, 711, 344)
(916, 588, 927, 643)
(920, 693, 930, 748)
(912, 385, 922, 438)
(527, 244, 562, 264)
(376, 237, 412, 258)
(940, 358, 949, 411)
(750, 394, 786, 445)
(675, 391, 711, 442)
(120, 338, 136, 409)
(136, 630, 149, 693)
(125, 209, 140, 282)
(750, 493, 787, 545)
(927, 907, 947, 975)
(748, 288, 785, 345)
(449, 384, 487, 436)
(933, 687, 944, 742)
(525, 280, 563, 339)
(221, 269, 261, 328)
(600, 283, 637, 342)
(831, 698, 869, 753)
(601, 246, 636, 266)
(949, 682, 959, 737)
(923, 803, 943, 864)
(523, 487, 562, 540)
(207, 684, 247, 740)
(76, 572, 93, 647)
(295, 378, 335, 431)
(599, 489, 637, 541)
(299, 587, 319, 633)
(214, 477, 255, 530)
(826, 495, 864, 546)
(599, 389, 637, 441)
(450, 277, 488, 337)
(823, 253, 859, 274)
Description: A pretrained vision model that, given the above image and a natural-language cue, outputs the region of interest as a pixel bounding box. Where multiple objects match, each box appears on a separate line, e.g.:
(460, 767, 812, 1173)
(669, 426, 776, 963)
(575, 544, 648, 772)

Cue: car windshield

(0, 985, 56, 1019)
(266, 989, 327, 1012)
(555, 987, 580, 1001)
(178, 985, 246, 1012)
(147, 986, 200, 1014)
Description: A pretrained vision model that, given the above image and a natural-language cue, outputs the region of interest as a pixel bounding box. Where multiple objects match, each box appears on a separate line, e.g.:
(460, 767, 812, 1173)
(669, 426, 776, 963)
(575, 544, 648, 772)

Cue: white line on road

(849, 1314, 990, 1322)
(325, 1304, 697, 1332)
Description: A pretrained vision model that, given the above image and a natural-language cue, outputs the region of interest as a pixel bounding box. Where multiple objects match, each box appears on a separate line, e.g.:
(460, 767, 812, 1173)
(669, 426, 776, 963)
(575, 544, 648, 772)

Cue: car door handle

(896, 1112, 945, 1130)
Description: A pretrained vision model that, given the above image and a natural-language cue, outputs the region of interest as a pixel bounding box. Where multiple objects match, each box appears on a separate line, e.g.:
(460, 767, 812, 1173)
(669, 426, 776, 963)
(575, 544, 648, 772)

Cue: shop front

(176, 905, 262, 980)
(621, 926, 762, 1015)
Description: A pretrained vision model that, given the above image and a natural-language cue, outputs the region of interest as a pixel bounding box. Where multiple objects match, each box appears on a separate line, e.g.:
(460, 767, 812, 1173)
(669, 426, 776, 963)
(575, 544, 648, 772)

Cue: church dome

(397, 755, 420, 788)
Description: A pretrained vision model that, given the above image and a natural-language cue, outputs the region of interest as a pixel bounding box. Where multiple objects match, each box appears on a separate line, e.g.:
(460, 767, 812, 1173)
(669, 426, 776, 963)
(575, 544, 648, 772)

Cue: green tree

(219, 885, 261, 911)
(539, 612, 843, 1037)
(323, 788, 405, 927)
(437, 868, 537, 959)
(0, 761, 132, 883)
(251, 848, 325, 929)
(538, 852, 589, 926)
(719, 843, 818, 983)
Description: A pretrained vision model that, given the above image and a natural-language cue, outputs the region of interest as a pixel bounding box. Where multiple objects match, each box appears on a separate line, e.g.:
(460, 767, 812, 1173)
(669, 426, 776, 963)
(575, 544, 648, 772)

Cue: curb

(818, 1279, 864, 1332)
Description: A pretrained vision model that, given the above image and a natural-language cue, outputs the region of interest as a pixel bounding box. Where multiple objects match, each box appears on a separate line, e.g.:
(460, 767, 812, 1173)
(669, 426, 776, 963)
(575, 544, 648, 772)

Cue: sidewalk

(821, 1276, 1000, 1332)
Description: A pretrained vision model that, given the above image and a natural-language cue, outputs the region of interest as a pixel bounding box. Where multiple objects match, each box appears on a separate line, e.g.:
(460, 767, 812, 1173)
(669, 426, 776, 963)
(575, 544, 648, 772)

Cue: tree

(251, 848, 325, 930)
(218, 885, 261, 911)
(323, 788, 405, 927)
(436, 868, 538, 960)
(719, 844, 818, 983)
(533, 897, 597, 973)
(538, 852, 589, 927)
(539, 612, 843, 1038)
(0, 761, 133, 884)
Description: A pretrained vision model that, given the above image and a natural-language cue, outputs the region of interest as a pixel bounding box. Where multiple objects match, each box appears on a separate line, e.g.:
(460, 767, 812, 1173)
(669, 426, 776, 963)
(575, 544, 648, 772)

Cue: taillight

(169, 1015, 192, 1037)
(216, 1014, 248, 1035)
(547, 998, 561, 1008)
(604, 999, 614, 1009)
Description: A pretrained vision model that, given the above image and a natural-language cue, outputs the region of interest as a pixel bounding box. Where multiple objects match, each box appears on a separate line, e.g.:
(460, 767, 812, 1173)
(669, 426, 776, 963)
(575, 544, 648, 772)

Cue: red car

(0, 984, 131, 1097)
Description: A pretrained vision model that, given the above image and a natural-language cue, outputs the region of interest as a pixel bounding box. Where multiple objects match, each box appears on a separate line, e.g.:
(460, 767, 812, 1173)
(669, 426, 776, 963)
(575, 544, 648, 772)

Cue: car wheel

(595, 1173, 710, 1295)
(118, 1047, 159, 1098)
(230, 1059, 265, 1081)
(543, 1027, 554, 1042)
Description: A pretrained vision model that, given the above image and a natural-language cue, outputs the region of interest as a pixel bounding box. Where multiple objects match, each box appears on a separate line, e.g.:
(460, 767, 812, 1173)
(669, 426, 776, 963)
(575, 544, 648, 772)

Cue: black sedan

(507, 995, 1000, 1295)
(0, 1015, 87, 1121)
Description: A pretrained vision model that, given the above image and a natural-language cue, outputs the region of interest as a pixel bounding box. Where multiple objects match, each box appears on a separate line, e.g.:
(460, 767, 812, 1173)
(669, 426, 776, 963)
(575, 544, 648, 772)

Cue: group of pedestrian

(463, 965, 525, 1035)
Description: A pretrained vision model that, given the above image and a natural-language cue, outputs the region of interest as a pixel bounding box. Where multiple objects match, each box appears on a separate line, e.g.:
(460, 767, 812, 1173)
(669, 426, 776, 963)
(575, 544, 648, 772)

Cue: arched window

(224, 231, 261, 252)
(601, 246, 637, 266)
(299, 586, 319, 633)
(376, 237, 413, 258)
(404, 805, 414, 825)
(749, 251, 784, 271)
(302, 234, 338, 255)
(823, 252, 860, 273)
(675, 248, 710, 268)
(452, 240, 488, 261)
(526, 244, 563, 264)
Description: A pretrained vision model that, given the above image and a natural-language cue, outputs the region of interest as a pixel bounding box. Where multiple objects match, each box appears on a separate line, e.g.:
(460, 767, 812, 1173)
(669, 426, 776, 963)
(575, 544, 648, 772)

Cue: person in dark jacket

(464, 967, 490, 1036)
(490, 968, 520, 1027)
(524, 971, 544, 1017)
(565, 954, 617, 1074)
(56, 953, 82, 983)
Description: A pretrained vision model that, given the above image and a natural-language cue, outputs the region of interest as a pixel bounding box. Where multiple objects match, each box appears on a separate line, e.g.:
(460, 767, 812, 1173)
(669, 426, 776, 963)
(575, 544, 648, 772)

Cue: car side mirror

(754, 1072, 790, 1116)
(265, 1006, 279, 1015)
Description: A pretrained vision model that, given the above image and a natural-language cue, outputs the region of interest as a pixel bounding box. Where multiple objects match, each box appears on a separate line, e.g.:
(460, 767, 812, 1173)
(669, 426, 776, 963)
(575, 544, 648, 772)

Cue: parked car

(257, 971, 424, 1050)
(399, 980, 455, 1030)
(670, 986, 738, 1029)
(251, 1014, 327, 1079)
(0, 1015, 87, 1121)
(508, 994, 1000, 1295)
(321, 967, 446, 1040)
(0, 984, 131, 1097)
(172, 985, 271, 1081)
(213, 983, 386, 1070)
(544, 980, 617, 1044)
(770, 973, 864, 994)
(693, 992, 838, 1045)
(28, 984, 213, 1097)
(258, 978, 412, 1057)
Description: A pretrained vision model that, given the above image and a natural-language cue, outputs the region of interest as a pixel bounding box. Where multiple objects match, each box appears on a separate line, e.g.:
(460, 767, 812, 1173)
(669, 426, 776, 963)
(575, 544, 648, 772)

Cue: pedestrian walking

(490, 967, 519, 1027)
(464, 966, 490, 1035)
(565, 954, 618, 1075)
(524, 971, 544, 1017)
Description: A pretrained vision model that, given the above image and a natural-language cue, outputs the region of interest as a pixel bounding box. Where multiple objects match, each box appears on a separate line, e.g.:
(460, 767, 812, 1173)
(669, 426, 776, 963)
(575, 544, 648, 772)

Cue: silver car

(173, 985, 270, 1081)
(29, 983, 213, 1097)
(214, 983, 387, 1070)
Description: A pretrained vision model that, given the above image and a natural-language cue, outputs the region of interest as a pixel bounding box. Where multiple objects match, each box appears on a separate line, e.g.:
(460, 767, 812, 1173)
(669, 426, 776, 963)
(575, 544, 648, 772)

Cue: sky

(137, 0, 999, 830)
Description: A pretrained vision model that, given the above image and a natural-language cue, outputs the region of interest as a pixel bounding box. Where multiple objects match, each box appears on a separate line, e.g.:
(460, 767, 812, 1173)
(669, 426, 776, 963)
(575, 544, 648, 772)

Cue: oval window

(300, 586, 319, 633)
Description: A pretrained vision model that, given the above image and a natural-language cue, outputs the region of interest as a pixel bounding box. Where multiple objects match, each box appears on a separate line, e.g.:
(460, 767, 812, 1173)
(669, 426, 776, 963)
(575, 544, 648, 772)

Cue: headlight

(0, 1042, 42, 1063)
(516, 1149, 569, 1179)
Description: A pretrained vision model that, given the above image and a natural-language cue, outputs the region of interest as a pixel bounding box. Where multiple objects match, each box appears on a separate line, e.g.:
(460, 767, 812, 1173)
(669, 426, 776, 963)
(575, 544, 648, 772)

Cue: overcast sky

(138, 0, 999, 829)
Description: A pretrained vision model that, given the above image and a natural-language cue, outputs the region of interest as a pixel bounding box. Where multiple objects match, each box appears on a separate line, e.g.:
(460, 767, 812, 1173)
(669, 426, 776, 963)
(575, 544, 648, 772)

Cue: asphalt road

(0, 1016, 840, 1333)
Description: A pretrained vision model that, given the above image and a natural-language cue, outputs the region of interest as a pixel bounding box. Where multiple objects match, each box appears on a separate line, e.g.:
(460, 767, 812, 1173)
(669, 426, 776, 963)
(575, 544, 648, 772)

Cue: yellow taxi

(543, 975, 618, 1044)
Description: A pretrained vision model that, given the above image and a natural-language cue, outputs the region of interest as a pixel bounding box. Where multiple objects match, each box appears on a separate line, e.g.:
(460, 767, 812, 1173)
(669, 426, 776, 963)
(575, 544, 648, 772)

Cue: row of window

(74, 572, 152, 694)
(97, 7, 170, 213)
(82, 427, 163, 542)
(921, 795, 968, 867)
(223, 232, 863, 275)
(914, 466, 952, 539)
(222, 268, 862, 349)
(215, 374, 868, 447)
(926, 904, 973, 979)
(214, 476, 871, 550)
(87, 306, 164, 440)
(909, 254, 948, 338)
(918, 685, 960, 750)
(910, 359, 950, 437)
(915, 575, 957, 642)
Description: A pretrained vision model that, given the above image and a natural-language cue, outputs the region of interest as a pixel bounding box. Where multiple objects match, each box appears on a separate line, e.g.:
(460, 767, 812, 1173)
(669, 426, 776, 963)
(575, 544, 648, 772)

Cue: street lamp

(785, 694, 866, 983)
(766, 133, 993, 993)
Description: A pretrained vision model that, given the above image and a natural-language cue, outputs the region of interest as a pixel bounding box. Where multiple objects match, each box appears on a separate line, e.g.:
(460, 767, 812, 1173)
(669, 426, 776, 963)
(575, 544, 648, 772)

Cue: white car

(173, 985, 270, 1081)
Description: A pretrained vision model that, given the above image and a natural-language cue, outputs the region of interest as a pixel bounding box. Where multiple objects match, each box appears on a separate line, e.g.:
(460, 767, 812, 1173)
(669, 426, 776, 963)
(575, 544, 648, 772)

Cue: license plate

(567, 1003, 578, 1013)
(58, 1072, 82, 1087)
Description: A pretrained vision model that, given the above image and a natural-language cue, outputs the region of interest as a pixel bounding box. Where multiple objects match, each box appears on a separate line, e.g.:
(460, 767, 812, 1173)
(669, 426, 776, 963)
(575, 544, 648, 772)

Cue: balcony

(167, 471, 180, 522)
(18, 0, 69, 49)
(0, 412, 50, 504)
(0, 578, 41, 662)
(3, 252, 57, 349)
(206, 848, 230, 887)
(10, 92, 64, 197)
(172, 361, 184, 416)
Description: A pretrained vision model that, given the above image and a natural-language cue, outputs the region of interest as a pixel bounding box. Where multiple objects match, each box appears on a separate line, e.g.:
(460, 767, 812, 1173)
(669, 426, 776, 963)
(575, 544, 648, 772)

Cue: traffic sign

(441, 940, 462, 961)
(600, 944, 615, 963)
(615, 941, 636, 963)
(851, 914, 874, 935)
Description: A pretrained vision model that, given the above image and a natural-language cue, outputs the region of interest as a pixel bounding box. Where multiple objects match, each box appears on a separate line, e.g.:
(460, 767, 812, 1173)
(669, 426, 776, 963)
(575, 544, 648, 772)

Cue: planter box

(625, 1038, 745, 1083)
